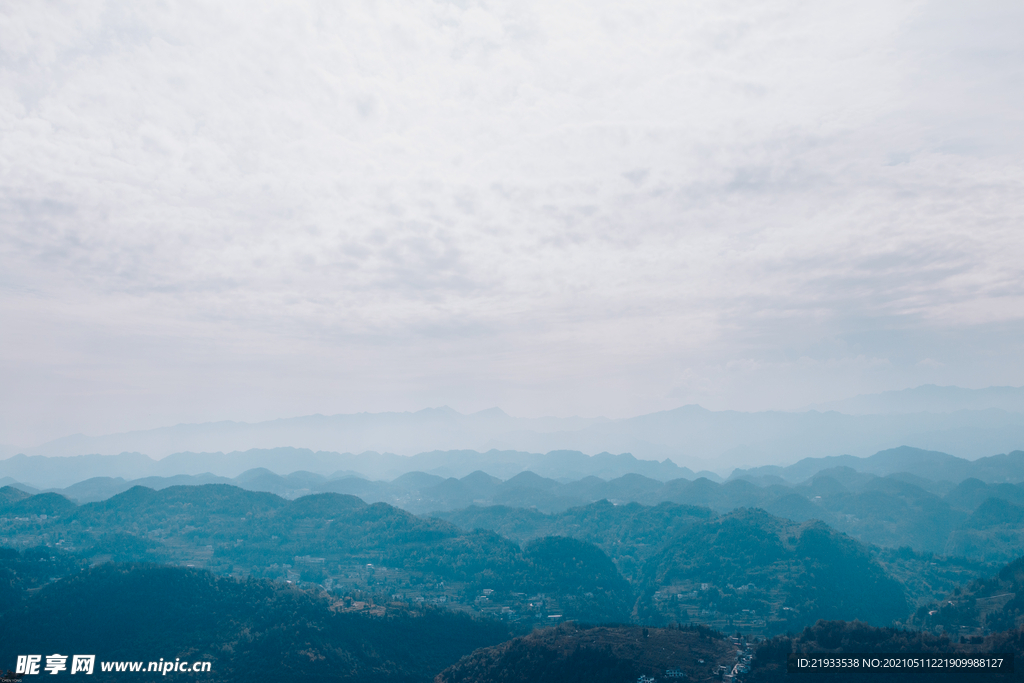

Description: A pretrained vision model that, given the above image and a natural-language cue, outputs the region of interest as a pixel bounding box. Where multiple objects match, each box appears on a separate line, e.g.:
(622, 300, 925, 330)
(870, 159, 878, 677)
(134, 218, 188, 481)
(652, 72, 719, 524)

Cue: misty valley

(2, 447, 1024, 681)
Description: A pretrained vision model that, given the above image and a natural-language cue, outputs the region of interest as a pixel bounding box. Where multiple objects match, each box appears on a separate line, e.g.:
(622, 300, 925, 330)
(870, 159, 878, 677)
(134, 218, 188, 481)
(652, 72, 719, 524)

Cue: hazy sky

(2, 0, 1023, 446)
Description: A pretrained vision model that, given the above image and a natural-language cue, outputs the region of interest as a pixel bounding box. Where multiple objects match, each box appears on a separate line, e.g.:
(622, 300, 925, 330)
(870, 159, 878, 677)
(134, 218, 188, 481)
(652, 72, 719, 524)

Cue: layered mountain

(5, 446, 1024, 562)
(0, 448, 699, 490)
(731, 446, 1024, 484)
(13, 392, 1024, 469)
(810, 384, 1024, 415)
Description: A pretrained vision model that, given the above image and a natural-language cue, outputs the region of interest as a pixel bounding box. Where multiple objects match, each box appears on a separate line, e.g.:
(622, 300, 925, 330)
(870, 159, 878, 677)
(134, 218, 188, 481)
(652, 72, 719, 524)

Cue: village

(649, 580, 787, 637)
(275, 557, 572, 628)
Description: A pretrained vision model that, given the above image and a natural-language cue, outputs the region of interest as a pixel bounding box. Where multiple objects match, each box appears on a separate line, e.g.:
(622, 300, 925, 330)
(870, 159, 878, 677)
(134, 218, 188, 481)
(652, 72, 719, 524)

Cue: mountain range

(730, 445, 1024, 484)
(4, 446, 1024, 562)
(809, 384, 1024, 415)
(3, 444, 1024, 496)
(0, 447, 699, 490)
(9, 385, 1024, 469)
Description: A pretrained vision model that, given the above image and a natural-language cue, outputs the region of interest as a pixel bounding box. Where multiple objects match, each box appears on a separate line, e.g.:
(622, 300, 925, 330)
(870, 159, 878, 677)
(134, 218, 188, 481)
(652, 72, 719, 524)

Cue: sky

(1, 0, 1023, 447)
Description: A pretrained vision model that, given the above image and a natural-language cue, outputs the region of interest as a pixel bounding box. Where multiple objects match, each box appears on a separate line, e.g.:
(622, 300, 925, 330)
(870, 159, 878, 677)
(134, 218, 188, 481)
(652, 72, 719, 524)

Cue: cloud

(0, 0, 1022, 443)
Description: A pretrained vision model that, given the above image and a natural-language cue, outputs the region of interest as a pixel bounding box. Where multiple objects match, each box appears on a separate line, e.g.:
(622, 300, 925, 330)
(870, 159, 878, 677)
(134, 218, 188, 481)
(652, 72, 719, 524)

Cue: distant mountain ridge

(5, 445, 1024, 500)
(731, 446, 1024, 484)
(0, 447, 700, 490)
(810, 384, 1024, 415)
(13, 395, 1024, 468)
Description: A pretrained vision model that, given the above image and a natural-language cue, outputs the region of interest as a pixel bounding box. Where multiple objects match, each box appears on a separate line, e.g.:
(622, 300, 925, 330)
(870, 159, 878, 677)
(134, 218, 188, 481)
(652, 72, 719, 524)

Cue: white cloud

(1, 0, 1022, 444)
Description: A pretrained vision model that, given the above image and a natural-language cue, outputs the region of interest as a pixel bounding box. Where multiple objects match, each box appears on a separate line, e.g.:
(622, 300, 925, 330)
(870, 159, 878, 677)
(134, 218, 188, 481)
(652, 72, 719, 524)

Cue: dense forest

(0, 483, 1016, 633)
(3, 477, 1024, 680)
(0, 562, 513, 682)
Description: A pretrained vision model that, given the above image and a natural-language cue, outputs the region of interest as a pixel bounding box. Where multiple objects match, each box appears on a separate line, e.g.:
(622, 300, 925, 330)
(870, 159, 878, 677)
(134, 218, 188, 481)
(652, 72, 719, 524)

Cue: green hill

(436, 500, 714, 580)
(638, 509, 909, 629)
(0, 484, 1003, 636)
(907, 553, 1024, 634)
(0, 563, 513, 683)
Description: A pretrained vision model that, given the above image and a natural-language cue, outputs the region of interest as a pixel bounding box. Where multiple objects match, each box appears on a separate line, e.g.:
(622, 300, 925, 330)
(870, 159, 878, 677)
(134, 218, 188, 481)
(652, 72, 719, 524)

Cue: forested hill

(903, 554, 1024, 635)
(432, 468, 1024, 563)
(0, 482, 959, 635)
(0, 563, 514, 683)
(434, 502, 913, 630)
(4, 558, 1024, 682)
(744, 551, 1024, 681)
(0, 485, 636, 624)
(6, 481, 1024, 679)
(636, 509, 909, 629)
(435, 623, 738, 683)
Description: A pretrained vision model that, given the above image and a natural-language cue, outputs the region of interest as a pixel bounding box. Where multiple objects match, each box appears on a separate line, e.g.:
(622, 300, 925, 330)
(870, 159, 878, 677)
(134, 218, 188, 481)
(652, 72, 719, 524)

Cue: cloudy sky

(1, 0, 1023, 446)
